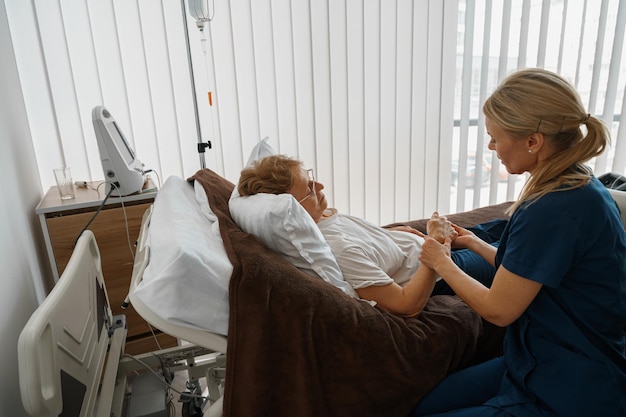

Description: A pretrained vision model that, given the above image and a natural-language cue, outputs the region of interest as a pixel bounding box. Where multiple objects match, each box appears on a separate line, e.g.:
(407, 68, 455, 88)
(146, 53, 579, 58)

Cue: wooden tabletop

(36, 177, 158, 214)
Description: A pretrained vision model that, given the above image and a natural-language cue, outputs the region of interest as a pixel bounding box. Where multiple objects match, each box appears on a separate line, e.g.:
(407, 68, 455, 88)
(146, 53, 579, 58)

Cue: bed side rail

(18, 231, 124, 417)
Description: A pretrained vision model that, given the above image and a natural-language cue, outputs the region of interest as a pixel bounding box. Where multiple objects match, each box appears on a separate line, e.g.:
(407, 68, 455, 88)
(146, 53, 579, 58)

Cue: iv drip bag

(188, 0, 211, 30)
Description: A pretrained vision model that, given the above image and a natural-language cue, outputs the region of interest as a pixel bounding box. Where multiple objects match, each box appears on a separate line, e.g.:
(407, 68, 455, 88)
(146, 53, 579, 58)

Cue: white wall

(0, 1, 53, 415)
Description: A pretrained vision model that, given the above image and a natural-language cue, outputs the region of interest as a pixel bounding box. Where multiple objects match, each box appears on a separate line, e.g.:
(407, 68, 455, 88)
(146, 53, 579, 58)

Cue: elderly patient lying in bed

(231, 154, 498, 317)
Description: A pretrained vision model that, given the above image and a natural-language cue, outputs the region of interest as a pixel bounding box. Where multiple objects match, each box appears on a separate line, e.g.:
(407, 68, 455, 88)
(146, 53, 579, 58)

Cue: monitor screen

(111, 121, 135, 164)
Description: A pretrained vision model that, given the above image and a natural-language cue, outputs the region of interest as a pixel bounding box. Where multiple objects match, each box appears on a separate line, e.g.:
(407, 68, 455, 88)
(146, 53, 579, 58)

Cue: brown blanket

(190, 168, 509, 417)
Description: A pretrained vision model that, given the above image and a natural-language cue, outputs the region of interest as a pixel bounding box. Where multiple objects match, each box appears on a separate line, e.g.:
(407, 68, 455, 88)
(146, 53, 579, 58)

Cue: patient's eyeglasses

(298, 169, 316, 203)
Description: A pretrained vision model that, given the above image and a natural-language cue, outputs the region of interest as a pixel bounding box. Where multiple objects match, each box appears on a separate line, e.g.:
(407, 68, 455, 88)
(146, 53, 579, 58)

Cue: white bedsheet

(134, 176, 232, 335)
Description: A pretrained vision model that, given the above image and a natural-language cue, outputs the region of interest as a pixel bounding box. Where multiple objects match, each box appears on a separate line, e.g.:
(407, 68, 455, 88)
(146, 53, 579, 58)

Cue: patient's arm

(356, 264, 438, 317)
(355, 213, 456, 317)
(387, 225, 425, 238)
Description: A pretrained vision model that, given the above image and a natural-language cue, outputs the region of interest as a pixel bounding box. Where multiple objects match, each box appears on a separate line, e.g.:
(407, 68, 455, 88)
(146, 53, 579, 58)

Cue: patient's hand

(426, 212, 457, 243)
(387, 225, 425, 238)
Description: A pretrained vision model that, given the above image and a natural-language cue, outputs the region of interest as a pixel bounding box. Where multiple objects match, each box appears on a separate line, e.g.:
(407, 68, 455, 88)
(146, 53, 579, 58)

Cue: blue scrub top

(488, 177, 626, 417)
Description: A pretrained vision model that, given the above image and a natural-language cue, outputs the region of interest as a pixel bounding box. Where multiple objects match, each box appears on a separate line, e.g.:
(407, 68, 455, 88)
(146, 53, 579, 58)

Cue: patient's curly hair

(237, 154, 302, 196)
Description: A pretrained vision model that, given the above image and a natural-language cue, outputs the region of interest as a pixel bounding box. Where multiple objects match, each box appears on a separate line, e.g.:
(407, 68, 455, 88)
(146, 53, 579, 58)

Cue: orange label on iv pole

(208, 92, 213, 106)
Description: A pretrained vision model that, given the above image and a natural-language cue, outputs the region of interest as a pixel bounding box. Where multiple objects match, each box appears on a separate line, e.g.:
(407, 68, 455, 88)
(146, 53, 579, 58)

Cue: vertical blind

(8, 0, 457, 226)
(454, 0, 626, 212)
(6, 0, 626, 224)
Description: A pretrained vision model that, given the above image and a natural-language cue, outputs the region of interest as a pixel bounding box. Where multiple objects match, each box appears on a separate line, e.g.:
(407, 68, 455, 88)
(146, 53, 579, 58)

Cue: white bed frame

(18, 208, 228, 417)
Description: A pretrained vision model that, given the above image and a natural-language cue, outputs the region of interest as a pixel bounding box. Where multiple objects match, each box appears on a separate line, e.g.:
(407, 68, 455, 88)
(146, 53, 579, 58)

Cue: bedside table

(36, 179, 177, 355)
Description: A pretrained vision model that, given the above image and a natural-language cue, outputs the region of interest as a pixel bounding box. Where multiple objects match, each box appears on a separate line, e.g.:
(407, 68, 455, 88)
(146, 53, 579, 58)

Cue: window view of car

(451, 154, 490, 188)
(452, 152, 513, 188)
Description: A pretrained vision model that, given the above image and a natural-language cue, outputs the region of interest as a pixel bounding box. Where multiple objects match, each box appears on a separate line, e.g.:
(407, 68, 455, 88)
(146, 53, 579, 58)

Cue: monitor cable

(73, 184, 116, 247)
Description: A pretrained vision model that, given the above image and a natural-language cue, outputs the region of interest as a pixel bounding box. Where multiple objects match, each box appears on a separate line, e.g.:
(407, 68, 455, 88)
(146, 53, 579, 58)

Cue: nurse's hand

(449, 224, 476, 249)
(419, 235, 452, 272)
(450, 223, 491, 253)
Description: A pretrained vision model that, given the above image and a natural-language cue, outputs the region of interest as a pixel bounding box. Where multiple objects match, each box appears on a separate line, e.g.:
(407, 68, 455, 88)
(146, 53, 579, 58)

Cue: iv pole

(181, 0, 211, 169)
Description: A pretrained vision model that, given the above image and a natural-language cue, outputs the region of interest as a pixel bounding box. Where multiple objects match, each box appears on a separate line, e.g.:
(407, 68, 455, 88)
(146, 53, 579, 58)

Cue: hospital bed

(18, 164, 626, 417)
(17, 180, 229, 417)
(17, 225, 227, 417)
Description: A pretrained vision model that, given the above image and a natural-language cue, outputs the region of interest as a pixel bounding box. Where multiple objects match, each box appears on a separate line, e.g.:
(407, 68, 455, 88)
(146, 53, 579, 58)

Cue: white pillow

(245, 136, 275, 167)
(229, 140, 356, 297)
(230, 136, 277, 201)
(135, 176, 233, 335)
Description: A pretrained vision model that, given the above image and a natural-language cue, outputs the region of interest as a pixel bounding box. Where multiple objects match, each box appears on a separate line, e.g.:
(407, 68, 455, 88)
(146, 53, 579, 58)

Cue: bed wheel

(181, 401, 203, 417)
(180, 380, 205, 417)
